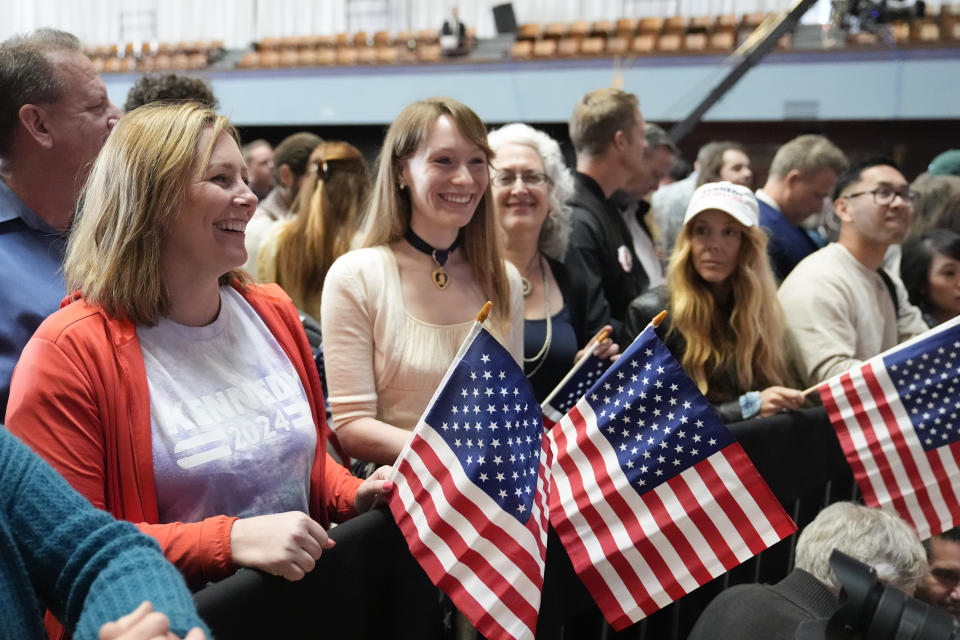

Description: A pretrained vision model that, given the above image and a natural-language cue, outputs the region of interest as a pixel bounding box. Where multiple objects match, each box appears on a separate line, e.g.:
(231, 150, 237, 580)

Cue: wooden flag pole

(476, 301, 492, 323)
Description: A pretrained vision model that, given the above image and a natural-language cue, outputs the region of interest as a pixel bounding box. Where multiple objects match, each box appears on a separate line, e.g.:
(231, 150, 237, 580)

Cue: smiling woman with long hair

(258, 140, 371, 321)
(624, 182, 803, 421)
(321, 97, 523, 466)
(5, 102, 440, 638)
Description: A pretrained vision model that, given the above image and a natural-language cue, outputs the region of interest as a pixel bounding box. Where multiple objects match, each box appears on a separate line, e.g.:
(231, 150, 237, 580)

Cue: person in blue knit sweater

(0, 426, 207, 640)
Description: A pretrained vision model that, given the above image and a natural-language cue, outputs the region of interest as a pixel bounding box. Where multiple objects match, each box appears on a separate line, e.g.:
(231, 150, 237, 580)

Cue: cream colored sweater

(778, 243, 928, 387)
(320, 245, 524, 432)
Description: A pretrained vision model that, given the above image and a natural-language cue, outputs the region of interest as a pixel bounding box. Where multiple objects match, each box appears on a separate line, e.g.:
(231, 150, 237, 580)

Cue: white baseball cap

(682, 181, 759, 228)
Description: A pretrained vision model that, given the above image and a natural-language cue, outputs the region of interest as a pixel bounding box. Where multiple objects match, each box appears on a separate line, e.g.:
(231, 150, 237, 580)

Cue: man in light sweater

(778, 158, 928, 387)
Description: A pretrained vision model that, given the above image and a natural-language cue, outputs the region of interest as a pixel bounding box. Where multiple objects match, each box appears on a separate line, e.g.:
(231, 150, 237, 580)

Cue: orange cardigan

(6, 283, 362, 587)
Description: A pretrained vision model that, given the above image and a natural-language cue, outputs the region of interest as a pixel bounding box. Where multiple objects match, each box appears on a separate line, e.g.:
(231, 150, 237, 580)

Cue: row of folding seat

(509, 31, 742, 59)
(515, 14, 765, 41)
(89, 9, 960, 73)
(236, 44, 443, 69)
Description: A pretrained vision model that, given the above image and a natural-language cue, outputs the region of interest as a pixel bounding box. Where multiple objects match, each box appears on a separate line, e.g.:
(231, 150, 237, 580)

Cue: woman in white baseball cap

(624, 181, 803, 421)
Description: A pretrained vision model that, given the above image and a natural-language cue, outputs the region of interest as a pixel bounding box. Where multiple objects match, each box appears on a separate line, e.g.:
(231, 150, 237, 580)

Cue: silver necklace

(523, 254, 552, 377)
(520, 251, 539, 297)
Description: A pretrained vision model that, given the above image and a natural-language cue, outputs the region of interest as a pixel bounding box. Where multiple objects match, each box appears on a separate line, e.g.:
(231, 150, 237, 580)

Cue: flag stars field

(887, 340, 960, 448)
(584, 349, 734, 493)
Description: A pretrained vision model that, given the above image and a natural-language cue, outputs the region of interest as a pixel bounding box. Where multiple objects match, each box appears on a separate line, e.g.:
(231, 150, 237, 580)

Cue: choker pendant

(431, 252, 450, 290)
(405, 227, 460, 291)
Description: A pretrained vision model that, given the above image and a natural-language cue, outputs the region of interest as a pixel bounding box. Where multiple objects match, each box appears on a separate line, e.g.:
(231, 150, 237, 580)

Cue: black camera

(834, 0, 926, 32)
(797, 550, 957, 639)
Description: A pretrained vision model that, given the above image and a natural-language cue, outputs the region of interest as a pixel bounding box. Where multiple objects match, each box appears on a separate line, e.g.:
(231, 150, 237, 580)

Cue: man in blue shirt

(755, 134, 848, 281)
(0, 29, 122, 417)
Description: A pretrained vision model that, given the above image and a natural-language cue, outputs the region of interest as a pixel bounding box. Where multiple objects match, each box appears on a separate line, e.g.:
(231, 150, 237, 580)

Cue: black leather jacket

(624, 285, 746, 422)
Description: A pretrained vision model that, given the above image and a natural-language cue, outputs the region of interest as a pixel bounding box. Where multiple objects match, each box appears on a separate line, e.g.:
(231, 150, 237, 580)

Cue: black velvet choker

(404, 228, 461, 290)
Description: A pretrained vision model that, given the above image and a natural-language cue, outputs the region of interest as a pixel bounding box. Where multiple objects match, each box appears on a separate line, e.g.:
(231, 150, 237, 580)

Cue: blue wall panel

(103, 48, 960, 125)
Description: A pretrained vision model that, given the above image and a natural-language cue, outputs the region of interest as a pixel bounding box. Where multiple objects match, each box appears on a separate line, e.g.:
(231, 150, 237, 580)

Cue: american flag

(388, 323, 551, 640)
(541, 352, 611, 428)
(819, 315, 960, 540)
(548, 324, 796, 629)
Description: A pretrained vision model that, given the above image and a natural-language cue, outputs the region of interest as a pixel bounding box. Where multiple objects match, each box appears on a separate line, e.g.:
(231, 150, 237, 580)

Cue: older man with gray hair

(687, 502, 927, 640)
(0, 29, 122, 417)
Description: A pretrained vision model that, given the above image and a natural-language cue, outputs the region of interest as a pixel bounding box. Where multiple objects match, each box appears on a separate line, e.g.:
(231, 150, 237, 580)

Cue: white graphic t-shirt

(138, 287, 316, 524)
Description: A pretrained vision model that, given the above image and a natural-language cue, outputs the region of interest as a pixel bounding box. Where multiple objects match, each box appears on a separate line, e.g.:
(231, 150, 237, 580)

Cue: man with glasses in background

(778, 158, 929, 387)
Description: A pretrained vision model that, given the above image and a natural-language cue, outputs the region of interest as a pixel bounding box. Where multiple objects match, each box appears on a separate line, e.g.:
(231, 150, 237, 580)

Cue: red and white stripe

(548, 401, 795, 630)
(820, 362, 960, 540)
(389, 425, 552, 640)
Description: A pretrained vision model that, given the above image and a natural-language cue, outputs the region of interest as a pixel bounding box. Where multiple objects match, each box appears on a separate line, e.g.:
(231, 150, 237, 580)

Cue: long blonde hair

(260, 141, 371, 318)
(667, 221, 789, 397)
(64, 102, 247, 325)
(364, 97, 511, 326)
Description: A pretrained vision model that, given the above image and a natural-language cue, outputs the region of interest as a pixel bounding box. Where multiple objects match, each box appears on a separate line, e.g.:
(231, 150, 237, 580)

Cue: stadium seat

(590, 20, 613, 37)
(657, 33, 682, 52)
(684, 32, 707, 51)
(615, 18, 637, 37)
(357, 46, 377, 64)
(297, 49, 319, 66)
(911, 18, 941, 41)
(580, 36, 605, 55)
(532, 38, 557, 57)
(316, 48, 336, 65)
(709, 30, 736, 51)
(516, 23, 542, 41)
(510, 40, 533, 60)
(632, 34, 657, 53)
(259, 37, 280, 51)
(568, 20, 589, 39)
(607, 35, 629, 55)
(688, 15, 713, 33)
(663, 16, 686, 34)
(557, 37, 580, 57)
(279, 48, 299, 67)
(416, 29, 439, 45)
(544, 22, 567, 39)
(335, 46, 358, 65)
(416, 43, 441, 61)
(153, 53, 173, 70)
(170, 52, 191, 69)
(637, 17, 663, 35)
(376, 46, 398, 64)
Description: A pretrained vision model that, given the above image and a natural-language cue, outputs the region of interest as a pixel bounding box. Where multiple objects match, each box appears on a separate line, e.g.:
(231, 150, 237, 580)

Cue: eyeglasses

(843, 187, 919, 207)
(492, 171, 551, 188)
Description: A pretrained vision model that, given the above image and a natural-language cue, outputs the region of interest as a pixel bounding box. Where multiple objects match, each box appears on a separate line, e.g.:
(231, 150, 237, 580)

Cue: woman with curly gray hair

(488, 123, 617, 400)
